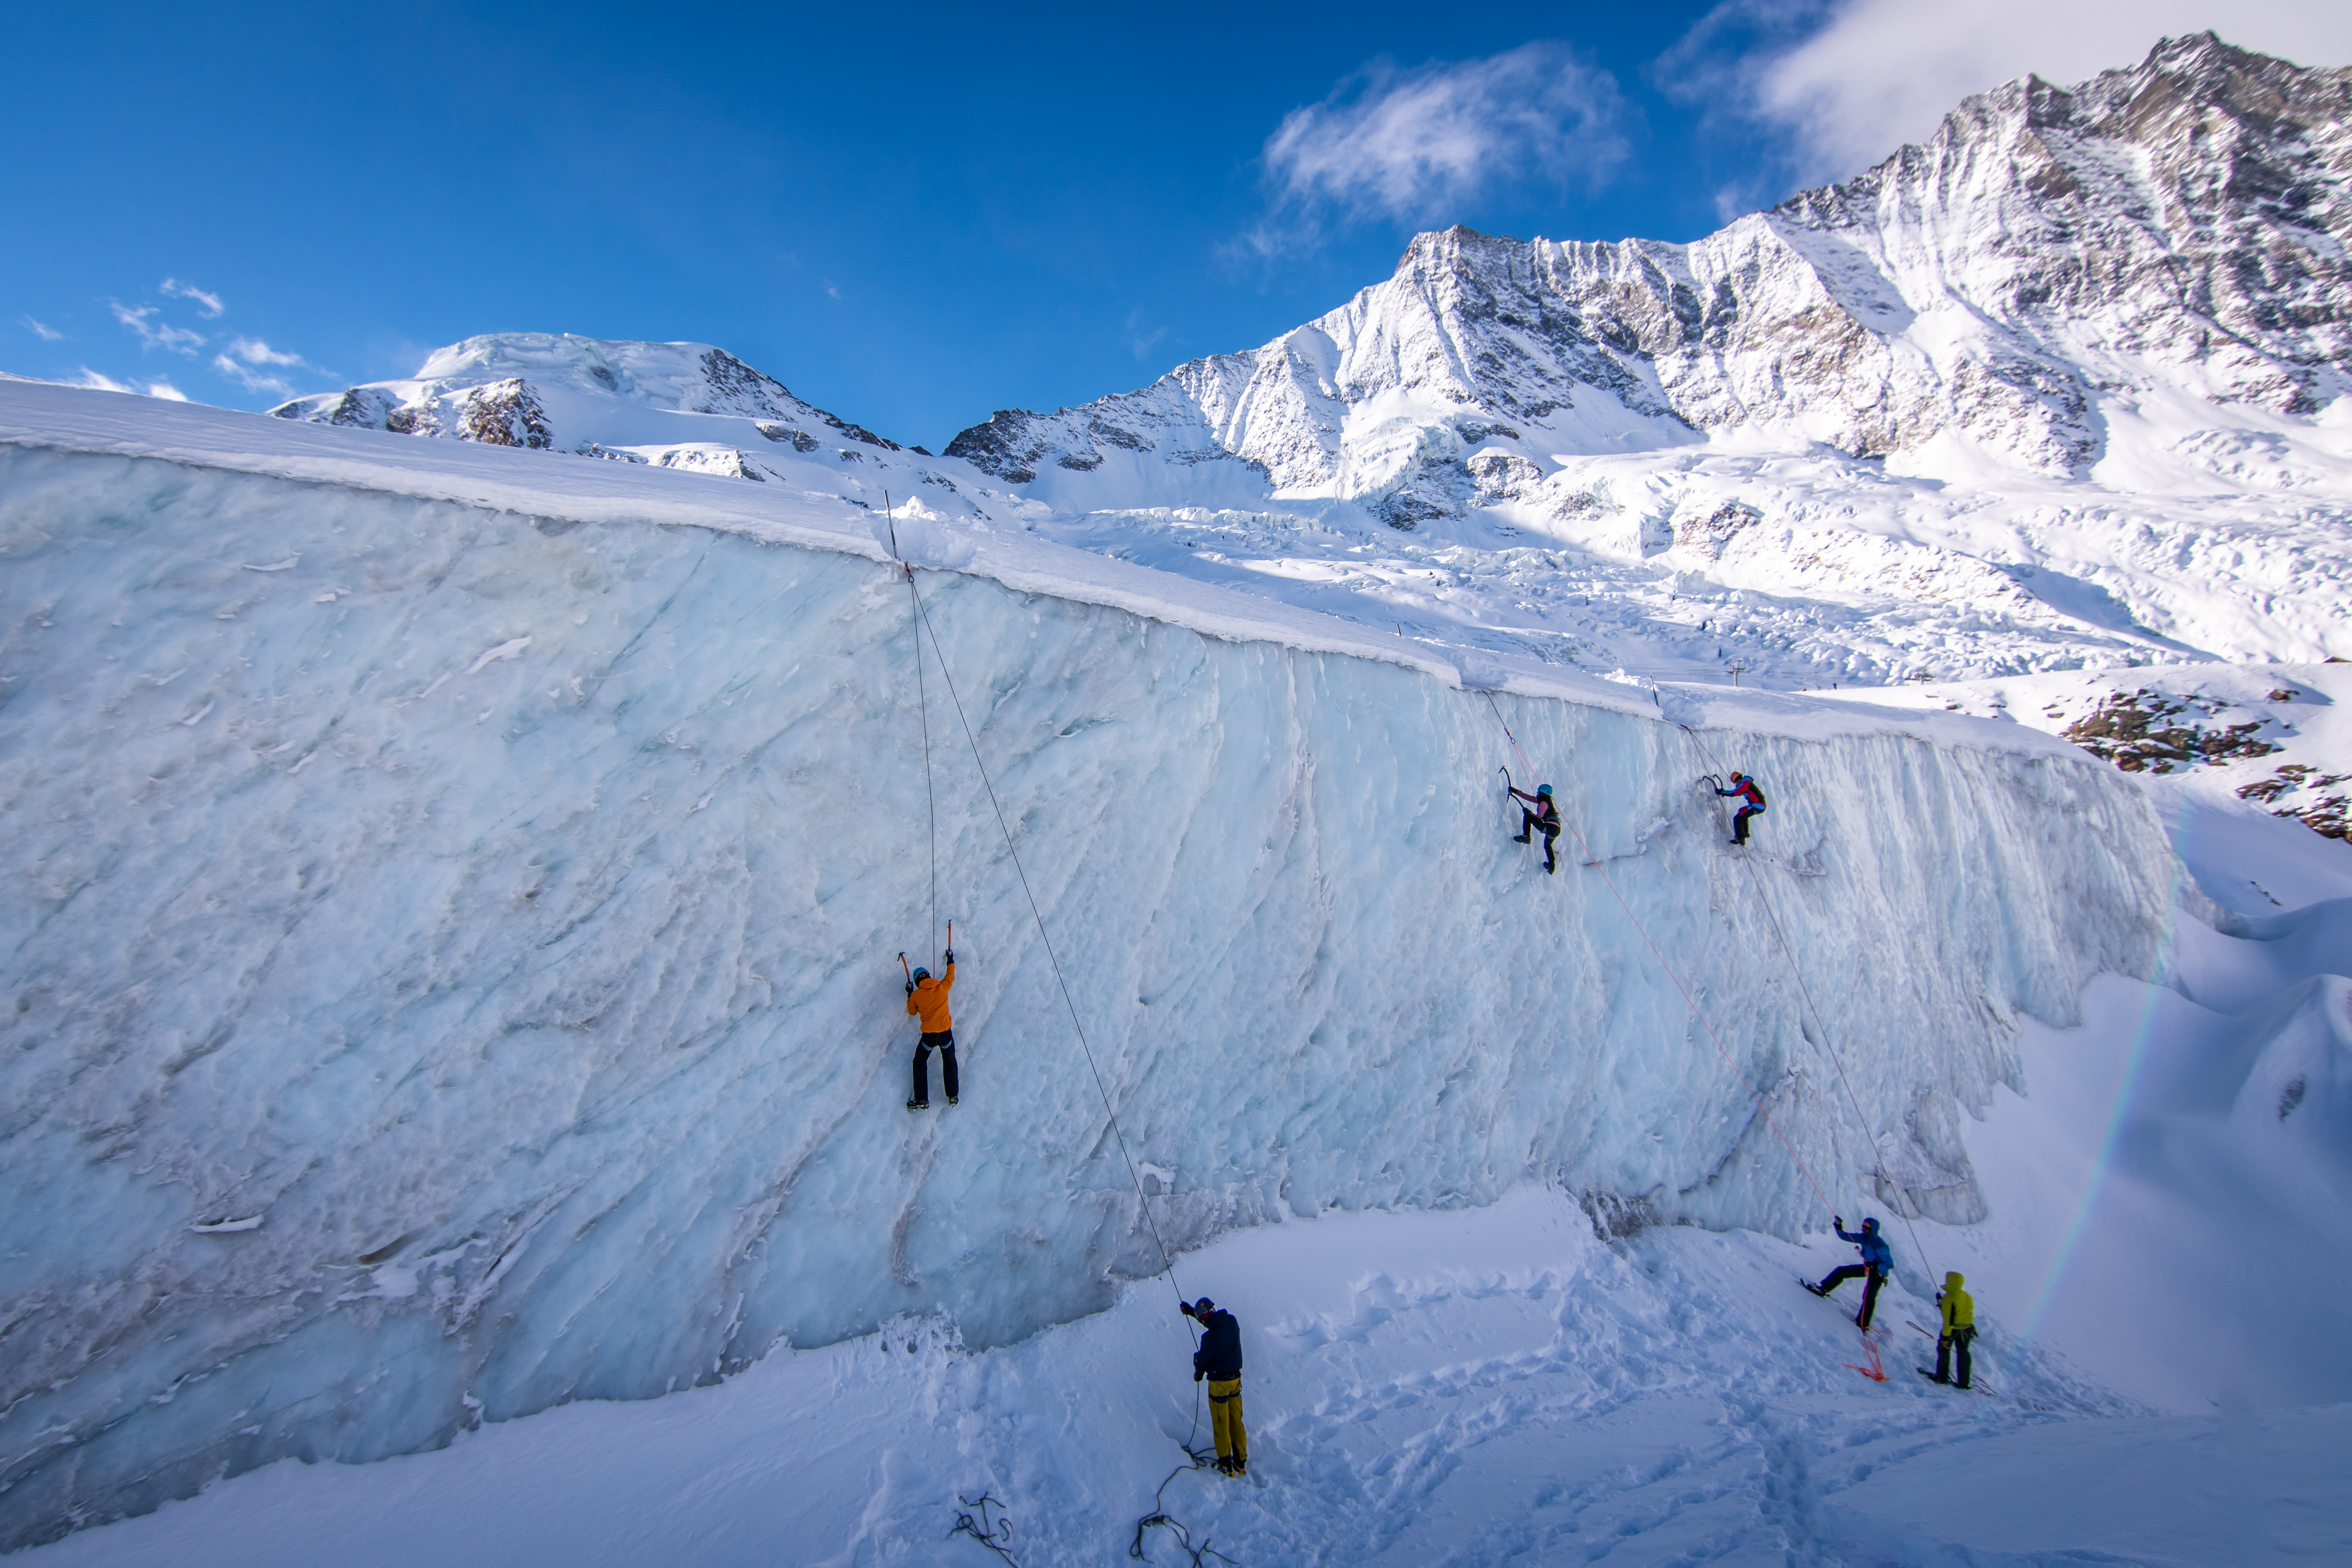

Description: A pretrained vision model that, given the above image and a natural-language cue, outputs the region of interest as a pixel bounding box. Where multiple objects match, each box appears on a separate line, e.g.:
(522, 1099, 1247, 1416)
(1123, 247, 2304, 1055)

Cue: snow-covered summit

(935, 34, 2352, 683)
(951, 34, 2350, 505)
(269, 333, 904, 482)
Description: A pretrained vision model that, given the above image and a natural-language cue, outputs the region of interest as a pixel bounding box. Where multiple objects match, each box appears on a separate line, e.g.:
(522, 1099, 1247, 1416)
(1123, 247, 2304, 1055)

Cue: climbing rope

(889, 496, 941, 975)
(1483, 691, 1837, 1215)
(1674, 724, 1941, 1281)
(1131, 1457, 1241, 1566)
(902, 567, 1194, 1318)
(949, 1492, 1022, 1564)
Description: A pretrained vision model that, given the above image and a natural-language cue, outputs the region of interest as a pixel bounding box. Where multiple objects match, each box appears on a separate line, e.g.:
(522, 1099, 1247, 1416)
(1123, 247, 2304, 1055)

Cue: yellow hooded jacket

(1938, 1272, 1973, 1334)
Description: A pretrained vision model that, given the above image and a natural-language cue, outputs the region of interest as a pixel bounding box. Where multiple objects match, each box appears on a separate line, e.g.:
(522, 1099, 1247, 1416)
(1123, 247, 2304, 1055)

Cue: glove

(1833, 1215, 1843, 1229)
(1194, 1369, 1203, 1383)
(943, 948, 954, 963)
(904, 982, 914, 996)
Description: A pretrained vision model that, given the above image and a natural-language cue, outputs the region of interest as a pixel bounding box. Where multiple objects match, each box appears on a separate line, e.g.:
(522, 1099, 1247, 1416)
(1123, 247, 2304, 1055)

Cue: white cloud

(111, 301, 205, 355)
(210, 335, 314, 396)
(212, 356, 295, 396)
(20, 316, 63, 342)
(69, 367, 188, 400)
(1702, 0, 2352, 181)
(224, 335, 303, 367)
(161, 278, 226, 318)
(1257, 41, 1628, 237)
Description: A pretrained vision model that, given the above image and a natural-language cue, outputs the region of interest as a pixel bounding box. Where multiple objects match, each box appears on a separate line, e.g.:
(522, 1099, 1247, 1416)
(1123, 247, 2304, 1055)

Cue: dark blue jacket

(1192, 1309, 1242, 1380)
(1838, 1222, 1893, 1272)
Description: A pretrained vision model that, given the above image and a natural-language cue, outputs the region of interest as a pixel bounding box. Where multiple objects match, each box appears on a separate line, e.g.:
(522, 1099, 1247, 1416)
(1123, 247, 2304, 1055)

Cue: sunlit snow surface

(0, 382, 2338, 1561)
(17, 829, 2347, 1566)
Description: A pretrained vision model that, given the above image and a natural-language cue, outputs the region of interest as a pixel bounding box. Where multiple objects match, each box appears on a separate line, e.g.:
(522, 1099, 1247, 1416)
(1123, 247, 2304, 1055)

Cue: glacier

(0, 382, 2179, 1548)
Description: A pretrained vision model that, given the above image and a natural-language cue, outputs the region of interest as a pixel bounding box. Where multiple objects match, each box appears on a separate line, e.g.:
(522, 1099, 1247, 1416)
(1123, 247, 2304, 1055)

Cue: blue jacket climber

(1836, 1217, 1893, 1272)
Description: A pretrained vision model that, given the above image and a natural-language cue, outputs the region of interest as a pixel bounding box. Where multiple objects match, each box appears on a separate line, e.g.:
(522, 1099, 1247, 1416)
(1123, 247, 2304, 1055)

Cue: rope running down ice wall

(1482, 690, 1839, 1216)
(1673, 721, 1941, 1284)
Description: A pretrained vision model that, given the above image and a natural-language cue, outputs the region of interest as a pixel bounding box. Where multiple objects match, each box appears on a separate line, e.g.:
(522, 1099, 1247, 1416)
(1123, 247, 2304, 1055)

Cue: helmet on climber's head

(1537, 783, 1554, 798)
(912, 967, 930, 982)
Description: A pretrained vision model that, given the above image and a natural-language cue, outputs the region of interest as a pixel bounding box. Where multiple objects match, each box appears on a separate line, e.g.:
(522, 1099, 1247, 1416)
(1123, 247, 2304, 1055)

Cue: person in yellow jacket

(1929, 1271, 1975, 1389)
(905, 948, 956, 1111)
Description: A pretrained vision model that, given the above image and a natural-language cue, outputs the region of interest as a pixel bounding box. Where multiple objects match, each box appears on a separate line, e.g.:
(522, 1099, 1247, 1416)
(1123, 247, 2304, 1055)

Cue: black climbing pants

(1818, 1263, 1886, 1329)
(1935, 1324, 1975, 1388)
(1732, 804, 1762, 844)
(1518, 808, 1560, 871)
(913, 1030, 957, 1104)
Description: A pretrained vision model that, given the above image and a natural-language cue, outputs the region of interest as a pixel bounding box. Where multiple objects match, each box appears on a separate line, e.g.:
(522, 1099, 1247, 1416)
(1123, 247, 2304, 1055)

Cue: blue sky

(6, 1, 2343, 447)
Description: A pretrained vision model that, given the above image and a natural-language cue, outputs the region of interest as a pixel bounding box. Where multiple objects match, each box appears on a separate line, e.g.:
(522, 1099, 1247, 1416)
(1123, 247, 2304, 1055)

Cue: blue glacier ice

(0, 427, 2171, 1547)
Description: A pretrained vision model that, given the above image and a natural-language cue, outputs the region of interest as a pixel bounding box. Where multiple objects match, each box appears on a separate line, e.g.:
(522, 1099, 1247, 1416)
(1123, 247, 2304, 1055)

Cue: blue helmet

(911, 967, 930, 982)
(1537, 783, 1554, 797)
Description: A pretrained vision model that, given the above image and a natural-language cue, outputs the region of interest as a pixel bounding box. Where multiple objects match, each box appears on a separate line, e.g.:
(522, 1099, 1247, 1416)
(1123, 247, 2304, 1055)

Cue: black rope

(949, 1491, 1021, 1564)
(903, 570, 1191, 1311)
(889, 497, 941, 975)
(1674, 723, 1940, 1281)
(1130, 1457, 1239, 1566)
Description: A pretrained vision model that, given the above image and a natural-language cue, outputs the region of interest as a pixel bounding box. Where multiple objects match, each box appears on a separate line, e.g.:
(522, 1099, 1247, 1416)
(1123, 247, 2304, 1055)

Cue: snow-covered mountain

(955, 33, 2349, 494)
(946, 34, 2352, 680)
(268, 333, 1014, 519)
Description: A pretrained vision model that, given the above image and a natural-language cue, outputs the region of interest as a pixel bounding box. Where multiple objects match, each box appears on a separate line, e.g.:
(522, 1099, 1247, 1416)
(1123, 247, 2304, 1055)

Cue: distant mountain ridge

(261, 34, 2352, 682)
(270, 333, 903, 482)
(947, 33, 2352, 525)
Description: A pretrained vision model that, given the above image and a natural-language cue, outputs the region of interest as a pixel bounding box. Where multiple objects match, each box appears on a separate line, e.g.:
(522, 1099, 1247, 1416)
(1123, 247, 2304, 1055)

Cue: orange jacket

(907, 961, 954, 1032)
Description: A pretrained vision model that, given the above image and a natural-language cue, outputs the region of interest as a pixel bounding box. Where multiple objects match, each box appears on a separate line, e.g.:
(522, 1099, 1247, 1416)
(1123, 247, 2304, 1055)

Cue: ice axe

(898, 952, 912, 986)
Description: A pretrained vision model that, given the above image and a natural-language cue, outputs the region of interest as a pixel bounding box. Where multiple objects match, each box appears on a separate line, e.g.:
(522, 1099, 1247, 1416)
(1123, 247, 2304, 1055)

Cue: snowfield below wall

(2, 375, 2348, 1565)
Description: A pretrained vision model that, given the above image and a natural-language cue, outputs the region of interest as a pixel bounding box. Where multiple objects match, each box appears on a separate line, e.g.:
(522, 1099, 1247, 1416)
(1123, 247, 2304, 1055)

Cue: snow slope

(0, 380, 2180, 1549)
(18, 865, 2352, 1568)
(16, 802, 2345, 1567)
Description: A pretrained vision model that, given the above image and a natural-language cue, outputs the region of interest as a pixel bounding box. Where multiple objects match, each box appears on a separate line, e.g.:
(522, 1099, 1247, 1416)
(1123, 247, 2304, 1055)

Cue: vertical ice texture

(0, 446, 2167, 1546)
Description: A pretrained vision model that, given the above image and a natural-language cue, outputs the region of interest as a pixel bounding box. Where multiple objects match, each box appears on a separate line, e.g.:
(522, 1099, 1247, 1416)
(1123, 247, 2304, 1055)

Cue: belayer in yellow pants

(1182, 1297, 1248, 1475)
(1207, 1379, 1245, 1469)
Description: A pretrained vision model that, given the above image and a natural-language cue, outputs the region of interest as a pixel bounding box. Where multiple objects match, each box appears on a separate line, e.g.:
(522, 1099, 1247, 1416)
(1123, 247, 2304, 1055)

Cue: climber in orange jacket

(904, 948, 957, 1111)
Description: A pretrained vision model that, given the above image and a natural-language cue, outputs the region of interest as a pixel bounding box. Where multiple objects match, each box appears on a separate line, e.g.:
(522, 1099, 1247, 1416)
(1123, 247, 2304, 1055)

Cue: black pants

(1519, 808, 1560, 871)
(1818, 1263, 1885, 1328)
(1935, 1324, 1975, 1388)
(1732, 804, 1762, 844)
(913, 1030, 957, 1104)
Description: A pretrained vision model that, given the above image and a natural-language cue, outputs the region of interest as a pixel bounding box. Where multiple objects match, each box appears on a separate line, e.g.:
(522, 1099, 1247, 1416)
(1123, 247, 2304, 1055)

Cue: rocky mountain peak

(949, 35, 2350, 523)
(269, 333, 901, 471)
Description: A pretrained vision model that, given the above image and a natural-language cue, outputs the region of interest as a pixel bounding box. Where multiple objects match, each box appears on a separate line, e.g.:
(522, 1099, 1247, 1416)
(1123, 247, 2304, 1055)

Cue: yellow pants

(1207, 1378, 1246, 1466)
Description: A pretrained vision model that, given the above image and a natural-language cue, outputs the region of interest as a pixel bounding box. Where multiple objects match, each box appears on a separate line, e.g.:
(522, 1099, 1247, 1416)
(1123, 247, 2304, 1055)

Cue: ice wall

(0, 446, 2170, 1546)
